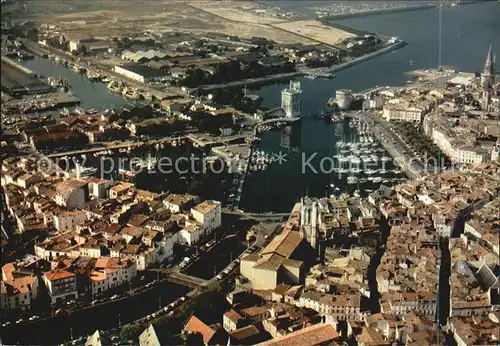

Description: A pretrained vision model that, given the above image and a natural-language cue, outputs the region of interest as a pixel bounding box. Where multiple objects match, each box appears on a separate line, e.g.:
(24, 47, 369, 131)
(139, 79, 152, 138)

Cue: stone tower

(481, 45, 495, 89)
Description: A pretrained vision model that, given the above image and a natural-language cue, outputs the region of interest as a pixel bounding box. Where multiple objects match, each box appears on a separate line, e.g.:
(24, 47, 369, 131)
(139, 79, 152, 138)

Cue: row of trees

(119, 282, 224, 344)
(395, 122, 452, 167)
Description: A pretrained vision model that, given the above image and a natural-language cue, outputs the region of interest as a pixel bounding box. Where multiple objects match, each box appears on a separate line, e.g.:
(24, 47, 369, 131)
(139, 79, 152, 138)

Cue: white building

(114, 64, 165, 83)
(43, 269, 78, 305)
(281, 81, 302, 118)
(88, 179, 113, 200)
(1, 263, 39, 312)
(69, 40, 81, 53)
(431, 128, 456, 159)
(163, 194, 198, 213)
(16, 172, 43, 189)
(456, 147, 490, 164)
(55, 180, 88, 209)
(90, 258, 137, 297)
(191, 200, 221, 235)
(139, 324, 161, 346)
(432, 129, 491, 164)
(178, 223, 202, 246)
(382, 104, 423, 123)
(53, 210, 87, 232)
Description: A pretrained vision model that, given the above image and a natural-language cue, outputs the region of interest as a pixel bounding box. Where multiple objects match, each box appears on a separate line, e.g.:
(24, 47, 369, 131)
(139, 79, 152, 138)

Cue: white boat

(349, 157, 361, 164)
(338, 168, 350, 174)
(136, 157, 158, 170)
(365, 169, 378, 175)
(372, 177, 383, 183)
(72, 166, 97, 177)
(347, 176, 358, 184)
(350, 168, 362, 174)
(381, 156, 392, 162)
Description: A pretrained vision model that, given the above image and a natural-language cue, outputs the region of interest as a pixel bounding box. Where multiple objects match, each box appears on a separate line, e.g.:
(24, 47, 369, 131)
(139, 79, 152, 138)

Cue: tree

(183, 332, 204, 346)
(120, 323, 144, 342)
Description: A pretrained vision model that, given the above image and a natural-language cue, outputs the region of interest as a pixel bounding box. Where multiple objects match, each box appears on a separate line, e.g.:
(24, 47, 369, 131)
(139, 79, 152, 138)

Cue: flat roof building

(114, 63, 166, 83)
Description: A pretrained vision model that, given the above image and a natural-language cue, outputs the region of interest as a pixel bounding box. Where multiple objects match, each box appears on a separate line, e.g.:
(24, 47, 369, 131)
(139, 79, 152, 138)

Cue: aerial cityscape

(0, 1, 499, 345)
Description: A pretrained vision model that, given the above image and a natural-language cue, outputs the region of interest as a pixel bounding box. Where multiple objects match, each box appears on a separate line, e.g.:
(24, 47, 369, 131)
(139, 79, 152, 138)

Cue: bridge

(165, 271, 210, 289)
(186, 133, 248, 148)
(253, 117, 301, 135)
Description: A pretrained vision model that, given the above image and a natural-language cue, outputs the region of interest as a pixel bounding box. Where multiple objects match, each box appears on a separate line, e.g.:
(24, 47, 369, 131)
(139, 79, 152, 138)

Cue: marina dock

(345, 112, 424, 180)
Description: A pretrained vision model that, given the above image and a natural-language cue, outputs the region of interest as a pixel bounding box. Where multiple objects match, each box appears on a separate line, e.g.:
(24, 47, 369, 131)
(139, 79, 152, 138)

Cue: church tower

(481, 45, 495, 89)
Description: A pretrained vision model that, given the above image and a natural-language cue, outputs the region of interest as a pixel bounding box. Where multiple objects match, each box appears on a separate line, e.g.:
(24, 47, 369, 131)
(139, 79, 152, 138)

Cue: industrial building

(281, 81, 302, 118)
(114, 63, 166, 83)
(121, 50, 168, 63)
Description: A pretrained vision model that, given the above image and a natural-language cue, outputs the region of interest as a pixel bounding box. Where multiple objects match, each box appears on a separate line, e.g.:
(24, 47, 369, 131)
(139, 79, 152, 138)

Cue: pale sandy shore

(272, 20, 357, 46)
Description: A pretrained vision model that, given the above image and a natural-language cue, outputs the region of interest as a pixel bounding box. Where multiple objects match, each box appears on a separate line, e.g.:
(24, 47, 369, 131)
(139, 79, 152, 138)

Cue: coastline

(320, 4, 438, 21)
(318, 40, 409, 74)
(317, 0, 494, 21)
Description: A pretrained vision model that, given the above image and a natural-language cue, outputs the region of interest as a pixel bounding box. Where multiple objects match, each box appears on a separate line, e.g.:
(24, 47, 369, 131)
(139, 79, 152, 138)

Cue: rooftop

(257, 322, 340, 346)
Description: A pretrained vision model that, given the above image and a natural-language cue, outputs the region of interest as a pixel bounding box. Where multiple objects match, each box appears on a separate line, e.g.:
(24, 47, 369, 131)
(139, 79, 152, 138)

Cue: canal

(21, 57, 128, 110)
(0, 280, 188, 345)
(185, 214, 255, 280)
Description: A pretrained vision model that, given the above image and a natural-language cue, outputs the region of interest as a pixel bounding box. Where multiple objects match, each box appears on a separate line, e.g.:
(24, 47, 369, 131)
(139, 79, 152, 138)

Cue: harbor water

(240, 1, 500, 212)
(16, 1, 500, 213)
(21, 57, 128, 109)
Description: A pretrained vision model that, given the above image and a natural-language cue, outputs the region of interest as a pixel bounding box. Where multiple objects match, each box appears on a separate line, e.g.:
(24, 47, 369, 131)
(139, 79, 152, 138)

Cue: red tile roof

(257, 322, 340, 346)
(44, 269, 75, 281)
(184, 315, 216, 345)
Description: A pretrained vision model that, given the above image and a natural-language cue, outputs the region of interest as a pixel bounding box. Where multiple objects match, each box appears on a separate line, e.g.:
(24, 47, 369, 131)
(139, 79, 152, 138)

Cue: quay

(21, 40, 181, 101)
(2, 90, 81, 112)
(344, 112, 424, 180)
(322, 4, 437, 20)
(191, 71, 303, 93)
(187, 133, 248, 148)
(299, 40, 407, 77)
(254, 117, 300, 136)
(44, 137, 184, 159)
(1, 56, 51, 95)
